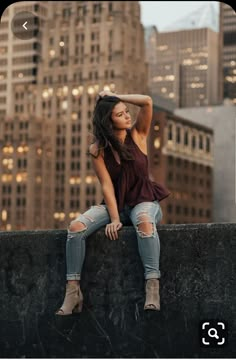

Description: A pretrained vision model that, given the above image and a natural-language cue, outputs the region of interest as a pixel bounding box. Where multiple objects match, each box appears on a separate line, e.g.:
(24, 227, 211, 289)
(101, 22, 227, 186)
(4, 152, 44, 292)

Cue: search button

(208, 328, 219, 339)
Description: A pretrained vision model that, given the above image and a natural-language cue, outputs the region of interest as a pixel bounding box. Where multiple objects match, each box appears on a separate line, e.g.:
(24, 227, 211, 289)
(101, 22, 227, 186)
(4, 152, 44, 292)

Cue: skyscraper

(219, 3, 236, 103)
(145, 25, 220, 108)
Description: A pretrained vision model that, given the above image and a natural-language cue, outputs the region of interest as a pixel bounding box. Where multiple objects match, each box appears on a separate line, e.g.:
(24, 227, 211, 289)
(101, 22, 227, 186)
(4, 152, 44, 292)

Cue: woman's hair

(89, 95, 133, 161)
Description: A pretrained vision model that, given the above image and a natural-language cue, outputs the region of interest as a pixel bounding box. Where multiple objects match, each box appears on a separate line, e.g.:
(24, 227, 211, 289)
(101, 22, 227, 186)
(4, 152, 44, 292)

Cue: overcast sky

(139, 1, 220, 31)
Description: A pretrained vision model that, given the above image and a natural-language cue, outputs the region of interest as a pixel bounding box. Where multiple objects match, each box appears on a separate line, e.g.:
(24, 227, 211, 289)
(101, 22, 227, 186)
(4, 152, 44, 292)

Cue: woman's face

(111, 102, 132, 130)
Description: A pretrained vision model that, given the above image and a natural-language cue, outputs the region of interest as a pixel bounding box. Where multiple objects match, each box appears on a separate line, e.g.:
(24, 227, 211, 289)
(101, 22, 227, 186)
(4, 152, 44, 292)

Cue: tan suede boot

(56, 282, 83, 315)
(144, 279, 160, 311)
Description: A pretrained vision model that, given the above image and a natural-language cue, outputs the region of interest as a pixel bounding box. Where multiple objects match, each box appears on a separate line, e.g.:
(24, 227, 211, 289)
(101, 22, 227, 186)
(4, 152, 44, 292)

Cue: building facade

(0, 1, 148, 230)
(175, 104, 236, 223)
(219, 3, 236, 104)
(145, 26, 220, 108)
(149, 106, 214, 224)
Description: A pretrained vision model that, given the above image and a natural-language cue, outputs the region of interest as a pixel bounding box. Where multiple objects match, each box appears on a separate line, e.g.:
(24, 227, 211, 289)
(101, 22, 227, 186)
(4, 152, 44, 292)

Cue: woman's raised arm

(99, 91, 153, 137)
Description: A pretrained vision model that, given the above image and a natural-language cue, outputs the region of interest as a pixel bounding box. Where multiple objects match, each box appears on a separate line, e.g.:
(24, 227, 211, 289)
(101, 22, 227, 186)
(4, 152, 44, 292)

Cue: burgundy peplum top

(101, 129, 170, 211)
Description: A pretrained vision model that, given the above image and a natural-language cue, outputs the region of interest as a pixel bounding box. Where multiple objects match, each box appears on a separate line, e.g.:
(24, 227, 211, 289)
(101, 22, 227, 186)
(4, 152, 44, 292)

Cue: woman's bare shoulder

(89, 142, 104, 158)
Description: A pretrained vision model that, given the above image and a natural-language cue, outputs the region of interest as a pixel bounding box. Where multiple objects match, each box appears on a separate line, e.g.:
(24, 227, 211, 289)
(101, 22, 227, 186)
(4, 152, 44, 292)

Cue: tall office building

(145, 4, 221, 108)
(145, 26, 220, 108)
(0, 1, 147, 230)
(0, 2, 50, 230)
(219, 3, 236, 104)
(0, 2, 49, 118)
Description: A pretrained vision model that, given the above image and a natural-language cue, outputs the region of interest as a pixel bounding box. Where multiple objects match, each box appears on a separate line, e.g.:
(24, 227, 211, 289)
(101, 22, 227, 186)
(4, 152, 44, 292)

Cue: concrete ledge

(0, 223, 236, 357)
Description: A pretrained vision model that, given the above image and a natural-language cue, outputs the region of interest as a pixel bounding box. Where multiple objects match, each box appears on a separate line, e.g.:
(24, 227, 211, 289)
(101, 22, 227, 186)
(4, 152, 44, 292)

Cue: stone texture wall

(0, 224, 236, 357)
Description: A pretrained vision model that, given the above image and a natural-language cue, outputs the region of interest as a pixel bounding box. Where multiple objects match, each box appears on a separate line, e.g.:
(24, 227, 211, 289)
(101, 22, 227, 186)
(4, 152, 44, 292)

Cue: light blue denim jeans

(66, 200, 163, 281)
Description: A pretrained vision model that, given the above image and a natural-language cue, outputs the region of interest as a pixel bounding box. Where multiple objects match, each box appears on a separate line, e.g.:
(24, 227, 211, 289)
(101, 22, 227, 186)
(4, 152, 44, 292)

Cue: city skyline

(0, 1, 235, 231)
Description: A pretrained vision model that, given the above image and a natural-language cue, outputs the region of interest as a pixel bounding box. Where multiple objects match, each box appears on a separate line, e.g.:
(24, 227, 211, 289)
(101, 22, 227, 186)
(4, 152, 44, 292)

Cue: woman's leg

(56, 205, 110, 315)
(66, 204, 110, 280)
(129, 201, 163, 280)
(129, 201, 163, 310)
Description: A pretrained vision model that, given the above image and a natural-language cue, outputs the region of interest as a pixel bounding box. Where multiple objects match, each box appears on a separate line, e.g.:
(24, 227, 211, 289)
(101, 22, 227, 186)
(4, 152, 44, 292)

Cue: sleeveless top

(101, 129, 170, 211)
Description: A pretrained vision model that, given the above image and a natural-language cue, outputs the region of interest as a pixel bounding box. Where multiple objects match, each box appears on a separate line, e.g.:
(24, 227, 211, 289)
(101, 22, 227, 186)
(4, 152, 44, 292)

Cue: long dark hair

(90, 95, 133, 161)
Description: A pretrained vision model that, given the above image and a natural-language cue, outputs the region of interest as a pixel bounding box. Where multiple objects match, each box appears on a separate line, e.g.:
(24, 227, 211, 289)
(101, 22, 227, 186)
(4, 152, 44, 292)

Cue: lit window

(103, 85, 110, 91)
(36, 176, 42, 183)
(88, 86, 95, 95)
(42, 90, 49, 98)
(183, 59, 193, 65)
(153, 76, 163, 82)
(1, 210, 7, 221)
(71, 113, 78, 120)
(154, 137, 160, 149)
(63, 86, 68, 95)
(86, 176, 93, 184)
(72, 88, 79, 96)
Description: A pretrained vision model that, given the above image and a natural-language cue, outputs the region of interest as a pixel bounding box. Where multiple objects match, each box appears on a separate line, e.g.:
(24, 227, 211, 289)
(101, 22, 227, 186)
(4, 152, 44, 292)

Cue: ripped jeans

(66, 200, 163, 281)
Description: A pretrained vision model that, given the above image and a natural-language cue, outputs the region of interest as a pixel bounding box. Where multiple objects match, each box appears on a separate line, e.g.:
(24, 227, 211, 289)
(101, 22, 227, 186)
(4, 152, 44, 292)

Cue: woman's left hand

(105, 220, 123, 240)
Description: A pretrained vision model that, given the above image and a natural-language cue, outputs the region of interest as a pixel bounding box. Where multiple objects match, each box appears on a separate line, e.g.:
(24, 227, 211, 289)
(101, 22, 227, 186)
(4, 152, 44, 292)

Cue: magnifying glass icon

(208, 328, 219, 339)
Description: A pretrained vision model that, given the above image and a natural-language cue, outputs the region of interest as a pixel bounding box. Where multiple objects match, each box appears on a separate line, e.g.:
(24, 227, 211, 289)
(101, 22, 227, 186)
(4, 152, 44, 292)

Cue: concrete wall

(0, 224, 236, 357)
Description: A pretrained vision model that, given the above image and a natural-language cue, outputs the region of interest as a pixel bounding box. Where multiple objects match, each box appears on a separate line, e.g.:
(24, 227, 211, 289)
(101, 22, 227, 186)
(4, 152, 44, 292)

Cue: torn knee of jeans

(137, 221, 154, 238)
(68, 220, 87, 233)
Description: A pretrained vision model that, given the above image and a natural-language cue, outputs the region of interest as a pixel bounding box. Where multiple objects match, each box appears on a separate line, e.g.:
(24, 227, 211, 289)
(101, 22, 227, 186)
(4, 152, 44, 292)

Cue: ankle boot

(56, 282, 83, 315)
(144, 278, 160, 311)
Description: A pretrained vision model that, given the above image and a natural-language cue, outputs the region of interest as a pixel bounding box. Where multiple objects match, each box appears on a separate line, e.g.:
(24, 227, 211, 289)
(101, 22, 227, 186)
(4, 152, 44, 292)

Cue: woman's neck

(113, 129, 127, 144)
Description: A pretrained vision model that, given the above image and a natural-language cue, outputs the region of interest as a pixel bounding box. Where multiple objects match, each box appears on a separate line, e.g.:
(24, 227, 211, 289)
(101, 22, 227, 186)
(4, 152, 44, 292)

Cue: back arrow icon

(23, 21, 27, 30)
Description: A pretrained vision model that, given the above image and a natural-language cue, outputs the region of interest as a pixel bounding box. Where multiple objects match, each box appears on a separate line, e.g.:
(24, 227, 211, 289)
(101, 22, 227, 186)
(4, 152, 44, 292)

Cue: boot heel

(73, 301, 83, 313)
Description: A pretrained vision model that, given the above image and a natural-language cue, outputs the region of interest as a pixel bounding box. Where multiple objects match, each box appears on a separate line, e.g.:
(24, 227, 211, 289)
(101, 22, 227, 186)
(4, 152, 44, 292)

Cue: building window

(176, 205, 181, 214)
(206, 137, 211, 152)
(168, 172, 173, 181)
(154, 137, 161, 149)
(168, 124, 173, 141)
(168, 156, 173, 165)
(184, 130, 189, 146)
(184, 207, 189, 216)
(109, 2, 113, 12)
(199, 134, 203, 150)
(176, 126, 181, 144)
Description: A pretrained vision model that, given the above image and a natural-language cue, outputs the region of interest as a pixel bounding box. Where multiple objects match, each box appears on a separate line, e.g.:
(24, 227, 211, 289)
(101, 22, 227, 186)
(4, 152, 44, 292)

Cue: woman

(56, 91, 170, 315)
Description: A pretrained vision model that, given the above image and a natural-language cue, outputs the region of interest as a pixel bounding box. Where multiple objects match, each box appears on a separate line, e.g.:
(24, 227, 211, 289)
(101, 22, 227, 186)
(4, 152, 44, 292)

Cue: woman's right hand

(105, 220, 123, 240)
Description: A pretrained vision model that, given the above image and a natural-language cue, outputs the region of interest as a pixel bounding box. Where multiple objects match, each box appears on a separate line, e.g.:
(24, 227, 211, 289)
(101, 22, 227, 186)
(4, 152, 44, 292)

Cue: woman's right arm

(89, 143, 122, 240)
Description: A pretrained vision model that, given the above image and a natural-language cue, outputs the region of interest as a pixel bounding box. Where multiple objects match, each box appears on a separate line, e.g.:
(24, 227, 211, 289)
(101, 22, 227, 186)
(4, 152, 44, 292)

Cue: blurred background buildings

(0, 1, 235, 230)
